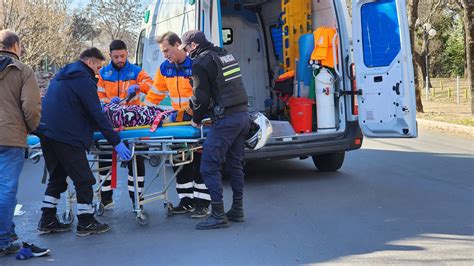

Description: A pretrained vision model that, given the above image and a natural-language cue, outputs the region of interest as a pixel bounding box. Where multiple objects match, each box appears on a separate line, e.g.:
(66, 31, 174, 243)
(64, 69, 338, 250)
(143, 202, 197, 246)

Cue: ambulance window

(361, 0, 401, 67)
(222, 28, 233, 45)
(136, 29, 145, 68)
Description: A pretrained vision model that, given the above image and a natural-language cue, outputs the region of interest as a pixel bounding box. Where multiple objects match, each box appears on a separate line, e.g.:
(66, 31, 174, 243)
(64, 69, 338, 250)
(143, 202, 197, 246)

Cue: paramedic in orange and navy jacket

(97, 40, 153, 211)
(144, 31, 211, 219)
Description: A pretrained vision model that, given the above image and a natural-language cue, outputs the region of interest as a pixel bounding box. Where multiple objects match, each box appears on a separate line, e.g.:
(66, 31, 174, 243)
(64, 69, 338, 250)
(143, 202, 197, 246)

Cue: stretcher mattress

(27, 125, 205, 147)
(93, 125, 204, 141)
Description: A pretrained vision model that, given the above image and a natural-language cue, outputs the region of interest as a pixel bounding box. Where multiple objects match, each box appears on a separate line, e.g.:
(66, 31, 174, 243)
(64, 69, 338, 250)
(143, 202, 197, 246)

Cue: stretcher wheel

(165, 202, 174, 217)
(62, 211, 74, 225)
(136, 212, 149, 226)
(95, 202, 105, 216)
(149, 156, 160, 167)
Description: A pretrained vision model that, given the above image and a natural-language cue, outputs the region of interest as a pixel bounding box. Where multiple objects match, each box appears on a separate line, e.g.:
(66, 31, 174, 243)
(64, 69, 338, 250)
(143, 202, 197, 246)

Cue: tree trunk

(462, 0, 474, 115)
(408, 0, 424, 112)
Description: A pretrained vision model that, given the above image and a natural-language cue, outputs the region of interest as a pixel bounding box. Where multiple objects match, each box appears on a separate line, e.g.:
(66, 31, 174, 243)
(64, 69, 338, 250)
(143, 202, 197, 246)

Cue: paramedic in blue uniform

(179, 30, 250, 230)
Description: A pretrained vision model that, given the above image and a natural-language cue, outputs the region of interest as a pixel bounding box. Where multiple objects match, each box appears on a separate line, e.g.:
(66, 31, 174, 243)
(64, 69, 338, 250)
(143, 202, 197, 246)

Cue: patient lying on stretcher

(102, 103, 193, 129)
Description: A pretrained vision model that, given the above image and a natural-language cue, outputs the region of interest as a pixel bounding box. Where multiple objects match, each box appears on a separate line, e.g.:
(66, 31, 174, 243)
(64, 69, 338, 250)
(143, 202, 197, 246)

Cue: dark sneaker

(24, 242, 50, 257)
(171, 203, 195, 214)
(10, 232, 18, 242)
(102, 199, 115, 210)
(0, 242, 21, 257)
(191, 207, 210, 219)
(37, 217, 72, 234)
(76, 219, 110, 237)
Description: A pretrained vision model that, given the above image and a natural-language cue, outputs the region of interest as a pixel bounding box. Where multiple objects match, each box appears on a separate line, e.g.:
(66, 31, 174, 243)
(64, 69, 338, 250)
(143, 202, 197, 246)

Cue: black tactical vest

(202, 49, 248, 112)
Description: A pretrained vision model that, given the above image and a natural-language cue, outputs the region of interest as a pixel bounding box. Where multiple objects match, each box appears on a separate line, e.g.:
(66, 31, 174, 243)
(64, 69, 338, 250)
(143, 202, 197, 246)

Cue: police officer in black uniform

(179, 30, 250, 230)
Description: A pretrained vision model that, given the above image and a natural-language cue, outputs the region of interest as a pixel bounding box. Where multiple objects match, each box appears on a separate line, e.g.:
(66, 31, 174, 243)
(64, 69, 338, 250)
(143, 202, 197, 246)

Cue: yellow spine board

(282, 0, 312, 72)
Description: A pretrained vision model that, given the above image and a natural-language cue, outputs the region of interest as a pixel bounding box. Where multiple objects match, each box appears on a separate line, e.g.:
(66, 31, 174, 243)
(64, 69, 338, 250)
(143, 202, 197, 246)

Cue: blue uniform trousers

(200, 111, 250, 202)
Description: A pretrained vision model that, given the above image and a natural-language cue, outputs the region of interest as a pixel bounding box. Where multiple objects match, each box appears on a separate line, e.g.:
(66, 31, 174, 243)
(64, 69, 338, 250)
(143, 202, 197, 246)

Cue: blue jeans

(0, 146, 24, 249)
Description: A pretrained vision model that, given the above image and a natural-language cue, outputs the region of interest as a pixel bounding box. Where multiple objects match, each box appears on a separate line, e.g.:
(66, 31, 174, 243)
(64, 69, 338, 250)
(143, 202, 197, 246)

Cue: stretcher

(27, 121, 209, 225)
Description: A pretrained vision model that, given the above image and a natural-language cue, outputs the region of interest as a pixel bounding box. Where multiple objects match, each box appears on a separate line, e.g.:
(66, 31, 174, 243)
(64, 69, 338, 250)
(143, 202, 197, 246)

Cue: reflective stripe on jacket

(97, 61, 153, 105)
(145, 57, 193, 110)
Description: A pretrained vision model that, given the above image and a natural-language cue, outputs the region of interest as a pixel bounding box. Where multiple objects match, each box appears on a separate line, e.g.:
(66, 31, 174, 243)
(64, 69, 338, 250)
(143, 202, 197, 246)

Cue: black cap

(178, 30, 207, 50)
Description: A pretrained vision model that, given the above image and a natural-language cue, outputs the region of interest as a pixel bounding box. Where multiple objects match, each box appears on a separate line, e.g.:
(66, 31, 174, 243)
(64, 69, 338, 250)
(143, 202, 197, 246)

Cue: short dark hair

(156, 32, 182, 46)
(109, 40, 127, 52)
(0, 30, 20, 50)
(79, 47, 106, 61)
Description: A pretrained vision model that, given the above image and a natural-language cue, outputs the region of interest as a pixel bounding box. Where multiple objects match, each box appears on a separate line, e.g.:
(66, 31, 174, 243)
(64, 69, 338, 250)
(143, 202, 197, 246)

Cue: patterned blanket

(102, 103, 192, 129)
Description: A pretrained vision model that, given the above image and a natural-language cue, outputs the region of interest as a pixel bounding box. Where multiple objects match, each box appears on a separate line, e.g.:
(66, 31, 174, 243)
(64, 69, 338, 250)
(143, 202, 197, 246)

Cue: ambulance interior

(220, 0, 349, 140)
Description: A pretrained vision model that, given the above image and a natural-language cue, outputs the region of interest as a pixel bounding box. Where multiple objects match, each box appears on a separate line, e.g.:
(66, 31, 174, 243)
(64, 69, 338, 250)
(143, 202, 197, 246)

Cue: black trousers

(39, 135, 95, 216)
(174, 152, 210, 208)
(98, 152, 145, 203)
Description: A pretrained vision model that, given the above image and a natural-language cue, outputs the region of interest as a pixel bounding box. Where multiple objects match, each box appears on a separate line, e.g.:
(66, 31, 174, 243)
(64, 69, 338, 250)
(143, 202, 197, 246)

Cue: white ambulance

(135, 0, 417, 171)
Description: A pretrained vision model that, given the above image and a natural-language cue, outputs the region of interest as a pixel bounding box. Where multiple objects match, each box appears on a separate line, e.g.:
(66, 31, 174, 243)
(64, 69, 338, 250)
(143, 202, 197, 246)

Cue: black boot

(196, 202, 229, 230)
(226, 197, 244, 222)
(76, 214, 110, 237)
(38, 208, 71, 234)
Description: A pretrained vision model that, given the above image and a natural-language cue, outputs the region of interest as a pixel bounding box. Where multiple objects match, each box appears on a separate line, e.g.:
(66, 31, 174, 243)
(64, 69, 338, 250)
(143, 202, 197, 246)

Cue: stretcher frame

(28, 123, 207, 226)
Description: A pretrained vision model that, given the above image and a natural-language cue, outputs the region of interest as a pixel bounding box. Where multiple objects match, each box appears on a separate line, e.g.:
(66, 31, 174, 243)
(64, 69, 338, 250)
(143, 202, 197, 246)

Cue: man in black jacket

(36, 48, 132, 237)
(179, 30, 250, 230)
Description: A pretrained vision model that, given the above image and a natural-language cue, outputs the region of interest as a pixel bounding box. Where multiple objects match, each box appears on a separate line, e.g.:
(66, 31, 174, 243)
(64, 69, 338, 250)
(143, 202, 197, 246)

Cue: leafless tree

(87, 0, 142, 43)
(0, 0, 79, 68)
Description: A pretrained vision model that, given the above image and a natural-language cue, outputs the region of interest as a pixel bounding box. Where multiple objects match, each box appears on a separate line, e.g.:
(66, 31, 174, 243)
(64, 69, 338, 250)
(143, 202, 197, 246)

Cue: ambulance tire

(312, 152, 345, 172)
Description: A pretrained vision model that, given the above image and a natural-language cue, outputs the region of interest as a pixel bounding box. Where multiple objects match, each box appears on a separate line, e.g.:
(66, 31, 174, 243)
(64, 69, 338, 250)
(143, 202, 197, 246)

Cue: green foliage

(431, 10, 465, 78)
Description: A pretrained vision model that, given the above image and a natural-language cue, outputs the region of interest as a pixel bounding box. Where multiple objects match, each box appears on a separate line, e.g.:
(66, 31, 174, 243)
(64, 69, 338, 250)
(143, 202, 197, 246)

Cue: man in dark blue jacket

(36, 48, 132, 237)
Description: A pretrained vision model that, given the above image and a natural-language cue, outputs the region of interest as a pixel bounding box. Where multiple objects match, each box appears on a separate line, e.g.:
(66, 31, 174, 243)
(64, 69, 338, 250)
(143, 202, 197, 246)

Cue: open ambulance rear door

(196, 0, 223, 46)
(352, 0, 417, 138)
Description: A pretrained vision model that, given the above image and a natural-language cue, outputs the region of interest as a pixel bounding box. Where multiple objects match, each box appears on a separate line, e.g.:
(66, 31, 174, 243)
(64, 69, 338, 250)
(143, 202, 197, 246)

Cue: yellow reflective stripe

(144, 99, 159, 107)
(223, 67, 240, 77)
(170, 97, 191, 103)
(151, 86, 167, 95)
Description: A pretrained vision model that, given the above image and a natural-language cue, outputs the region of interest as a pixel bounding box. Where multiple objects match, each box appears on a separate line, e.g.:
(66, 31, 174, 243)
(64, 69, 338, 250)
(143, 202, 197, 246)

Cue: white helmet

(245, 112, 273, 150)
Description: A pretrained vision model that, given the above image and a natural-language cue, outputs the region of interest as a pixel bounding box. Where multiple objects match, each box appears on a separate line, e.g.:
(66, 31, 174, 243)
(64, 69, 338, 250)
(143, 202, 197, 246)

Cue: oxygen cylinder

(297, 34, 314, 98)
(315, 68, 336, 133)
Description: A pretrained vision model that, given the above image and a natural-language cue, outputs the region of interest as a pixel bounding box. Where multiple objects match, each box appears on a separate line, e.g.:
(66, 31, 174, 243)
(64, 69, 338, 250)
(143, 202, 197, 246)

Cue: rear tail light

(354, 138, 362, 145)
(350, 63, 358, 115)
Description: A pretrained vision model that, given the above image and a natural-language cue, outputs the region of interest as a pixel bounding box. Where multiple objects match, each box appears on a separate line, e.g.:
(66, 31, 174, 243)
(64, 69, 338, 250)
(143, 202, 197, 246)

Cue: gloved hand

(169, 112, 178, 122)
(127, 85, 140, 97)
(110, 97, 121, 104)
(114, 142, 132, 161)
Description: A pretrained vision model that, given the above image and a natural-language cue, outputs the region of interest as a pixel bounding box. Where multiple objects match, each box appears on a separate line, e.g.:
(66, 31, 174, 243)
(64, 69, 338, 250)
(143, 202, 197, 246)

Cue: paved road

(1, 129, 473, 265)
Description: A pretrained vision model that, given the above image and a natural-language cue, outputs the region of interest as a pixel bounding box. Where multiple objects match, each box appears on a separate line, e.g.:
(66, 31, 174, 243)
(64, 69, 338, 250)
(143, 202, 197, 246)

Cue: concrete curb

(417, 119, 474, 137)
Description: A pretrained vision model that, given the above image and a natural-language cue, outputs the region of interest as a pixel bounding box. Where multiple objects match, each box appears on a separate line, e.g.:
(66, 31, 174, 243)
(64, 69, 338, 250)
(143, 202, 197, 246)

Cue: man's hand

(191, 120, 201, 128)
(110, 97, 121, 104)
(127, 85, 140, 97)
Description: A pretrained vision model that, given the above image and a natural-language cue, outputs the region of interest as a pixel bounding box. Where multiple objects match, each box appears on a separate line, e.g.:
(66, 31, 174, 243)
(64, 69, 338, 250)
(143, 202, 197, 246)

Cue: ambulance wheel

(136, 212, 149, 226)
(149, 156, 160, 167)
(95, 202, 105, 216)
(312, 152, 345, 172)
(165, 203, 174, 217)
(62, 211, 74, 225)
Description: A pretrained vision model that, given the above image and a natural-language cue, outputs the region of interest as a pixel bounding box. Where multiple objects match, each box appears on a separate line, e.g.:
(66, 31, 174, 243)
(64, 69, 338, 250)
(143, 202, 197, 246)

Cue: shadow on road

(231, 149, 474, 264)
